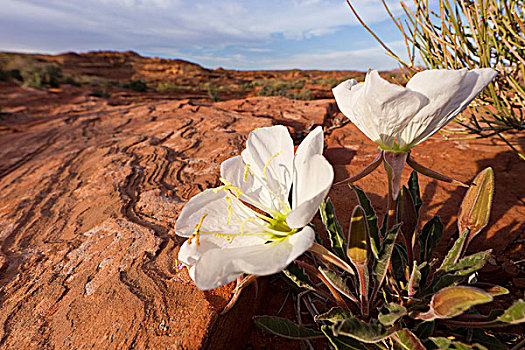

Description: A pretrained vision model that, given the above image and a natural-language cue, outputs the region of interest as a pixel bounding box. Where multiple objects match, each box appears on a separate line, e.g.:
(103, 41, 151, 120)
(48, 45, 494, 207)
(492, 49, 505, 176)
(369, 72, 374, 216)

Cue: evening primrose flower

(332, 68, 497, 198)
(333, 68, 497, 151)
(175, 125, 333, 290)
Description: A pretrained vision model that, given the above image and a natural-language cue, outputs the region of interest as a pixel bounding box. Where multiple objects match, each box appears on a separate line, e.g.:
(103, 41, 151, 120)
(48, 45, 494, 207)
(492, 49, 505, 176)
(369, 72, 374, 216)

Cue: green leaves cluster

(255, 168, 525, 349)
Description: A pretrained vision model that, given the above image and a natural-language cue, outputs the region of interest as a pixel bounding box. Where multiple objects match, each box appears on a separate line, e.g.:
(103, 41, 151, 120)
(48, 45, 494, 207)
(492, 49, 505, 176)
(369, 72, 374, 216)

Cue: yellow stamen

(240, 216, 258, 235)
(243, 163, 251, 182)
(225, 196, 233, 225)
(214, 178, 243, 198)
(188, 213, 208, 246)
(263, 151, 281, 179)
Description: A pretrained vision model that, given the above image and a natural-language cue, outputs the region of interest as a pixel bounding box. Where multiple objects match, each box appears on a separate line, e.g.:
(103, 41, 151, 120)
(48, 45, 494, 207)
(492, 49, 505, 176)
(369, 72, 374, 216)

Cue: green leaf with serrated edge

(427, 337, 488, 350)
(496, 299, 525, 324)
(253, 316, 323, 340)
(438, 230, 470, 271)
(320, 198, 346, 260)
(372, 224, 401, 297)
(443, 250, 491, 275)
(334, 317, 396, 343)
(282, 262, 316, 291)
(419, 216, 443, 262)
(349, 184, 380, 258)
(397, 186, 418, 254)
(408, 170, 423, 214)
(319, 266, 356, 301)
(321, 326, 368, 350)
(314, 307, 351, 323)
(378, 303, 407, 326)
(458, 168, 494, 245)
(417, 286, 493, 320)
(429, 251, 492, 293)
(391, 329, 425, 350)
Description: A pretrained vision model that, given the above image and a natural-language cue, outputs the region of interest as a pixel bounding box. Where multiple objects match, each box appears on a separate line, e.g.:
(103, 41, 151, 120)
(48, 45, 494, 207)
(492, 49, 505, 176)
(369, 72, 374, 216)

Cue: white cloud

(0, 0, 411, 69)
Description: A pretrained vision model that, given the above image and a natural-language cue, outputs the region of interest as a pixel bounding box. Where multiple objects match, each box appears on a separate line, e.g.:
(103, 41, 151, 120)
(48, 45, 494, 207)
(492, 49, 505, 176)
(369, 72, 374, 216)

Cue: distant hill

(0, 50, 403, 102)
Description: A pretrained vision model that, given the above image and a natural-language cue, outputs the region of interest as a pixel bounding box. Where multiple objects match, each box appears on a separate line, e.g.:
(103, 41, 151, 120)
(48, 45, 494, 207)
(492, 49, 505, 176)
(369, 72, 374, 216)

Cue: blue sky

(0, 0, 413, 70)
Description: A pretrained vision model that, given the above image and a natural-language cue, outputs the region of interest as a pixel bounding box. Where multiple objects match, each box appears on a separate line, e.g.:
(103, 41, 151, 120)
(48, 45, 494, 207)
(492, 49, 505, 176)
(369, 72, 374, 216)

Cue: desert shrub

(295, 89, 314, 100)
(21, 65, 62, 88)
(122, 79, 148, 92)
(347, 0, 525, 159)
(207, 83, 220, 102)
(63, 75, 81, 87)
(89, 88, 111, 99)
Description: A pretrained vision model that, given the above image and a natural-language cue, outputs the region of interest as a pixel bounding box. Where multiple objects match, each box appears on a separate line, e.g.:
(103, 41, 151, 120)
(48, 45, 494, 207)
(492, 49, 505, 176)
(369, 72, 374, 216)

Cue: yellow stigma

(263, 151, 281, 179)
(188, 213, 208, 246)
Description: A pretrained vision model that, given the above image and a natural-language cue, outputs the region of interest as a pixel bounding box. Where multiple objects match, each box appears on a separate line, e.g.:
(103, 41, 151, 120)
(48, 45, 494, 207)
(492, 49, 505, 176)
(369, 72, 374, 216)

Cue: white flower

(175, 125, 334, 290)
(332, 68, 497, 151)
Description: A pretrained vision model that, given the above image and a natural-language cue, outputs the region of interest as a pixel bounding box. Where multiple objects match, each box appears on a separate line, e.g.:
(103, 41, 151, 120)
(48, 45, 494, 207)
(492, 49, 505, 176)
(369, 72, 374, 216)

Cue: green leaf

(458, 168, 494, 245)
(408, 170, 423, 214)
(431, 250, 491, 292)
(373, 224, 401, 295)
(438, 230, 469, 271)
(321, 326, 368, 350)
(408, 261, 427, 296)
(282, 262, 316, 291)
(417, 286, 493, 320)
(334, 317, 396, 343)
(253, 316, 323, 340)
(391, 329, 425, 350)
(496, 299, 525, 324)
(419, 216, 443, 262)
(319, 266, 356, 301)
(349, 184, 380, 258)
(443, 250, 491, 275)
(379, 303, 407, 326)
(320, 198, 347, 260)
(314, 307, 352, 323)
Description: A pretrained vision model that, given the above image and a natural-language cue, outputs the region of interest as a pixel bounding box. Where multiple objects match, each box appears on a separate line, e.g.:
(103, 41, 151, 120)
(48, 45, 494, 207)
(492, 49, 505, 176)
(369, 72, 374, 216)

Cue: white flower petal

(400, 68, 497, 148)
(333, 71, 427, 148)
(241, 125, 294, 213)
(221, 156, 275, 213)
(178, 234, 266, 283)
(287, 154, 333, 228)
(292, 126, 324, 209)
(193, 226, 315, 290)
(333, 79, 382, 144)
(174, 189, 266, 237)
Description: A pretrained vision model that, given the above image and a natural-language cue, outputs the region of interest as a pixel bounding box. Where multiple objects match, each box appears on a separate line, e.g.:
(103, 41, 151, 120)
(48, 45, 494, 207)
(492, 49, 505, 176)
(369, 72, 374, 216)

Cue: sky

(0, 0, 415, 71)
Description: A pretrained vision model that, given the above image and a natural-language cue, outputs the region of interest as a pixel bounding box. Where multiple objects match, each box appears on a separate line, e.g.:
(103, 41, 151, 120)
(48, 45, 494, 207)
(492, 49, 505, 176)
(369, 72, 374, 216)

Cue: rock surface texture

(0, 92, 524, 349)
